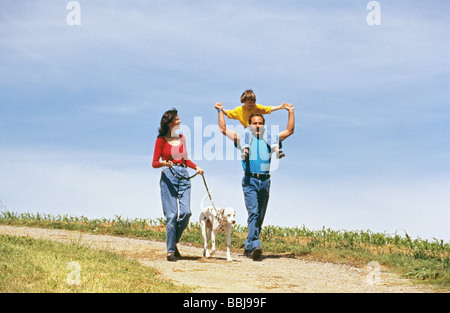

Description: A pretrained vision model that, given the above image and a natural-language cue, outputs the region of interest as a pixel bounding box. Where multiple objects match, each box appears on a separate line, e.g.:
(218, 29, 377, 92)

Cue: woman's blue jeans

(242, 175, 271, 251)
(160, 167, 192, 253)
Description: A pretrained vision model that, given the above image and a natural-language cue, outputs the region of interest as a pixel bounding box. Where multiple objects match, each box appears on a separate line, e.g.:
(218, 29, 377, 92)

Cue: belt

(171, 163, 186, 168)
(245, 172, 270, 180)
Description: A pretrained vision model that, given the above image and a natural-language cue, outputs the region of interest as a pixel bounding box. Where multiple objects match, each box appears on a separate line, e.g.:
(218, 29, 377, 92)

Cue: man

(215, 102, 295, 260)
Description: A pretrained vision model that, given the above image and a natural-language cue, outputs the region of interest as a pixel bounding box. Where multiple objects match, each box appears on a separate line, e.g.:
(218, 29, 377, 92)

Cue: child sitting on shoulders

(215, 89, 291, 160)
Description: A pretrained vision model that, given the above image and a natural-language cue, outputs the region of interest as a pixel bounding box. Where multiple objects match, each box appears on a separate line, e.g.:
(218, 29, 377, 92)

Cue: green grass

(0, 210, 449, 290)
(0, 233, 191, 293)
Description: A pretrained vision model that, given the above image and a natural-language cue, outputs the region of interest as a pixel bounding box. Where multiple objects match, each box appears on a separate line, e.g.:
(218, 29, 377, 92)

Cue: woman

(152, 108, 204, 261)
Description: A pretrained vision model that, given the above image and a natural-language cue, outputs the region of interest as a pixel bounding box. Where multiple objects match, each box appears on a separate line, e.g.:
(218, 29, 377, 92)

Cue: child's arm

(271, 104, 284, 112)
(255, 103, 285, 114)
(271, 102, 292, 112)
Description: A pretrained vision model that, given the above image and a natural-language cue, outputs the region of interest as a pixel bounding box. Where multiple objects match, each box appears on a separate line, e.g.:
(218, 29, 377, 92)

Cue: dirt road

(0, 225, 441, 293)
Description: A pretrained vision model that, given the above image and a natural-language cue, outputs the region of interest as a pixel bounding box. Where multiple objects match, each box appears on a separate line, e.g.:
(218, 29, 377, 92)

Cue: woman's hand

(195, 166, 204, 175)
(163, 160, 172, 167)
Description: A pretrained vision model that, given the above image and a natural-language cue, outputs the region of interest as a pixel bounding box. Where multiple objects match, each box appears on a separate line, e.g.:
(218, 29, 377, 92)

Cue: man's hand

(282, 102, 294, 110)
(215, 102, 224, 110)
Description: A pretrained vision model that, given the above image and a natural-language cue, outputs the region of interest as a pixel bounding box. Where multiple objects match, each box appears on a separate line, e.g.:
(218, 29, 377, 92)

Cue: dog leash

(168, 165, 199, 180)
(201, 174, 217, 211)
(168, 165, 218, 212)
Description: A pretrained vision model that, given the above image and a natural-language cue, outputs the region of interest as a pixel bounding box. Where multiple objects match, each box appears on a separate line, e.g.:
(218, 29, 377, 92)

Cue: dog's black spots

(202, 216, 207, 220)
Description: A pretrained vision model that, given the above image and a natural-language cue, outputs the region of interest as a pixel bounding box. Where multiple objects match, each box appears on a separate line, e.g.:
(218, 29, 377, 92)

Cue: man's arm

(278, 104, 295, 142)
(214, 102, 229, 117)
(216, 102, 240, 145)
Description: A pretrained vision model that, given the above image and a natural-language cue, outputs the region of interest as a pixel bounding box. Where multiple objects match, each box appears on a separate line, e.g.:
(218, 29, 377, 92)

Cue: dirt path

(0, 225, 442, 293)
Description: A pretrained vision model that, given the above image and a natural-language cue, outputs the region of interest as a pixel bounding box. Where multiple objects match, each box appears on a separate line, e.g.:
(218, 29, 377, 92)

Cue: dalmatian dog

(199, 194, 236, 261)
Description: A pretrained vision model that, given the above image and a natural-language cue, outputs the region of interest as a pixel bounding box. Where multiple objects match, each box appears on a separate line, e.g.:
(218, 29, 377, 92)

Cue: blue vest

(242, 134, 275, 174)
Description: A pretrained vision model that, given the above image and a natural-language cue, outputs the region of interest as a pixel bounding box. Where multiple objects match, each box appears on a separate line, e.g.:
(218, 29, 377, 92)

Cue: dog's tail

(200, 194, 210, 213)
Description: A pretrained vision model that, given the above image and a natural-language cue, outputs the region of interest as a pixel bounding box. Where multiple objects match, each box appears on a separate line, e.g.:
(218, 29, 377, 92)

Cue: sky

(1, 0, 449, 241)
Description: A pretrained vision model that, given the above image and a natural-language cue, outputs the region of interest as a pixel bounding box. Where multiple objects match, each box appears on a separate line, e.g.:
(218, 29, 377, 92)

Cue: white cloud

(0, 148, 161, 219)
(91, 103, 145, 115)
(266, 175, 450, 241)
(0, 146, 448, 241)
(1, 1, 448, 91)
(0, 1, 448, 242)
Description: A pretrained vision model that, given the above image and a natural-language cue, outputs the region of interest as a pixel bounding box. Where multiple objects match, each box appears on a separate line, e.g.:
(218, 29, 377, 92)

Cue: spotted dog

(199, 194, 236, 261)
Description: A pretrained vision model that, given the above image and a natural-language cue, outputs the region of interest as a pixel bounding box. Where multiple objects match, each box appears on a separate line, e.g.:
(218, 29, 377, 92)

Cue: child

(217, 89, 290, 160)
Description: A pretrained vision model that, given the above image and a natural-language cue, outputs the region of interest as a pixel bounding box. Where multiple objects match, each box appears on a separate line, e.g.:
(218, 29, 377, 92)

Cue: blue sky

(1, 0, 449, 241)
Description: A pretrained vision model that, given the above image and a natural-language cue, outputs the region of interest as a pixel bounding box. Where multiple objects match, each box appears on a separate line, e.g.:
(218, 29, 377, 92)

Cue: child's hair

(240, 89, 256, 103)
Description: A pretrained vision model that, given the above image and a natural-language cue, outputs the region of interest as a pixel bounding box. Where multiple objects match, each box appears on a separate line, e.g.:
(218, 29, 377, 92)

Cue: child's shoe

(241, 149, 249, 161)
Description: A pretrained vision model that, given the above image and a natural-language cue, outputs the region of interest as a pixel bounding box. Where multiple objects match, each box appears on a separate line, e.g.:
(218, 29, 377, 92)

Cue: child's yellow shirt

(226, 104, 272, 127)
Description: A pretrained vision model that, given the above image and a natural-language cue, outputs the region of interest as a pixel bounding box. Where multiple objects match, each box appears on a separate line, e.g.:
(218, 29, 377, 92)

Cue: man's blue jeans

(160, 167, 192, 253)
(242, 175, 271, 251)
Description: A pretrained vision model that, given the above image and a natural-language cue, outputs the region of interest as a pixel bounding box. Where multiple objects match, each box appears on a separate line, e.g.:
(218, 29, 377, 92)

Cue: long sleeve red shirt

(152, 134, 197, 169)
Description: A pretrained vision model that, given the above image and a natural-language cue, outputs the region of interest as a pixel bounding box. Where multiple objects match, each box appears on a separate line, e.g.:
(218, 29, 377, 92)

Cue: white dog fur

(199, 194, 236, 261)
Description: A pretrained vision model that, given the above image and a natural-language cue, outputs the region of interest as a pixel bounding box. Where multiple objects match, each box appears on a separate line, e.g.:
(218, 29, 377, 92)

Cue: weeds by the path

(0, 233, 191, 293)
(1, 210, 448, 289)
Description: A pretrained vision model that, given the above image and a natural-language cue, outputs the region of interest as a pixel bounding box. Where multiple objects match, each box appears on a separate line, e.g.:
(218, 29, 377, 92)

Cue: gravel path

(0, 225, 441, 293)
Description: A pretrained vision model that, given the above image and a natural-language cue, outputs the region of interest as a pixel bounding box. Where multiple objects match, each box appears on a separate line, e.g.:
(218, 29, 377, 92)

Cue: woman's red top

(152, 134, 197, 169)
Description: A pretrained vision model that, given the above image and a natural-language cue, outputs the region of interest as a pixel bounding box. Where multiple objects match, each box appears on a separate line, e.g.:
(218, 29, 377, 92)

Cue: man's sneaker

(277, 150, 286, 159)
(167, 253, 177, 262)
(250, 247, 262, 261)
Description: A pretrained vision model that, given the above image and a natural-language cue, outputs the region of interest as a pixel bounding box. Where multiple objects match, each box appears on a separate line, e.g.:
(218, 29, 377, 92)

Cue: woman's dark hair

(157, 108, 178, 137)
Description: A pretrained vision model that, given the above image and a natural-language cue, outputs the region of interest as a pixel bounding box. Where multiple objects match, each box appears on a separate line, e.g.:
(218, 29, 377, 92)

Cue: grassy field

(0, 232, 191, 293)
(1, 211, 449, 291)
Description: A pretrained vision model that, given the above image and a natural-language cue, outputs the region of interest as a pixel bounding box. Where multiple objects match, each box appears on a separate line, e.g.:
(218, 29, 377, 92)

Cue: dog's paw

(209, 249, 216, 256)
(205, 250, 211, 258)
